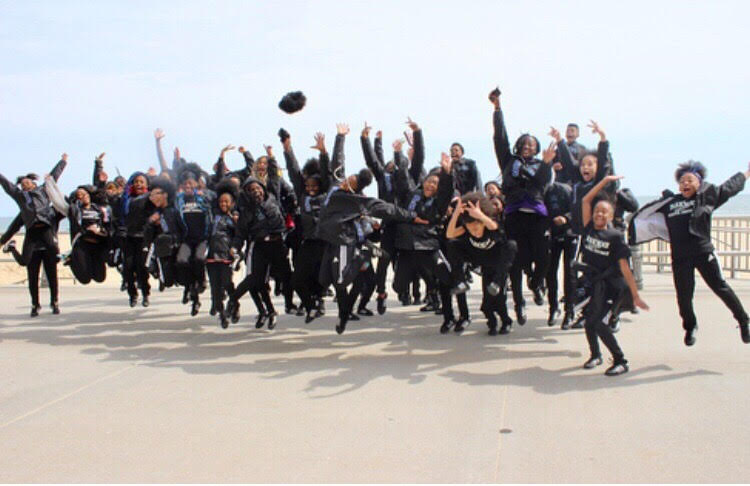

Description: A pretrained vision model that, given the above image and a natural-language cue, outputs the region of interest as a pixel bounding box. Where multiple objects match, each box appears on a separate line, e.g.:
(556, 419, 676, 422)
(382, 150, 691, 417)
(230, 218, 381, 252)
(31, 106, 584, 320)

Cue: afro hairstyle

(675, 160, 707, 182)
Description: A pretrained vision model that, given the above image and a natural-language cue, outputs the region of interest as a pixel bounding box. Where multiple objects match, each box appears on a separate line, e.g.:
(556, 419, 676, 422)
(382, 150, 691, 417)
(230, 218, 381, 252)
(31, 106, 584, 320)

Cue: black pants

(505, 211, 550, 307)
(207, 262, 235, 316)
(176, 240, 208, 294)
(672, 252, 749, 331)
(233, 239, 291, 306)
(27, 249, 59, 307)
(584, 278, 626, 363)
(393, 248, 450, 296)
(124, 236, 150, 298)
(292, 239, 326, 312)
(375, 224, 396, 295)
(70, 239, 107, 284)
(351, 260, 376, 311)
(546, 235, 577, 313)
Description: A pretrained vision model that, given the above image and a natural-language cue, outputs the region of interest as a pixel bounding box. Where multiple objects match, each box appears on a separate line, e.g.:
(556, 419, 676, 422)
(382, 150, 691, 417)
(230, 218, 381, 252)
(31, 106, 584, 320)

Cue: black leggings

(505, 211, 550, 307)
(70, 239, 107, 284)
(672, 252, 749, 331)
(124, 236, 150, 298)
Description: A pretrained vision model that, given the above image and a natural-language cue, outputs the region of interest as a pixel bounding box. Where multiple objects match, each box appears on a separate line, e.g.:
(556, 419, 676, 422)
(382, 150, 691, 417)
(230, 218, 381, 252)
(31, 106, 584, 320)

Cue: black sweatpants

(546, 235, 577, 313)
(672, 252, 749, 331)
(27, 249, 58, 307)
(207, 262, 235, 316)
(584, 278, 626, 363)
(505, 211, 550, 307)
(70, 239, 107, 284)
(124, 236, 150, 298)
(233, 239, 291, 309)
(176, 240, 208, 295)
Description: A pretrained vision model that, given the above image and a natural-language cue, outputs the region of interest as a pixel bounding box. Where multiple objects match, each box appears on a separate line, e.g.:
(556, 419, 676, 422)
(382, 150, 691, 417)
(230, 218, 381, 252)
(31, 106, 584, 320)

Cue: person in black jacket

(143, 177, 184, 293)
(543, 178, 577, 329)
(578, 174, 649, 376)
(0, 154, 67, 316)
(315, 123, 425, 334)
(446, 193, 517, 335)
(490, 89, 554, 324)
(122, 171, 153, 307)
(283, 129, 330, 323)
(361, 119, 426, 313)
(226, 177, 290, 330)
(631, 160, 750, 346)
(450, 142, 482, 195)
(392, 151, 455, 333)
(174, 165, 214, 316)
(206, 180, 239, 328)
(66, 184, 113, 285)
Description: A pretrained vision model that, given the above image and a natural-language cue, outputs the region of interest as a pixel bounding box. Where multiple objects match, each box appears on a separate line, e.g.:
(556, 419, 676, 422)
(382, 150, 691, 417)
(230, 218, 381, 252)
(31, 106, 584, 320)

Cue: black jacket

(492, 108, 551, 205)
(233, 178, 286, 247)
(452, 157, 482, 195)
(0, 158, 67, 230)
(629, 172, 747, 246)
(283, 146, 327, 241)
(69, 201, 113, 243)
(544, 182, 573, 240)
(125, 194, 158, 239)
(208, 212, 237, 261)
(393, 167, 454, 251)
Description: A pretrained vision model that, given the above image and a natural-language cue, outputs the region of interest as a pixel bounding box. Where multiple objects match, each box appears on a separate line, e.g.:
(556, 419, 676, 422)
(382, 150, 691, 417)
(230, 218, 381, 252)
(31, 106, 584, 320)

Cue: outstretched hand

(61, 153, 68, 162)
(440, 152, 452, 173)
(464, 200, 484, 220)
(96, 152, 106, 161)
(392, 139, 404, 153)
(154, 128, 165, 140)
(488, 86, 501, 109)
(174, 147, 181, 159)
(548, 126, 562, 143)
(406, 116, 419, 132)
(588, 120, 606, 141)
(541, 141, 557, 164)
(362, 122, 372, 138)
(336, 123, 350, 136)
(311, 132, 326, 152)
(221, 144, 235, 153)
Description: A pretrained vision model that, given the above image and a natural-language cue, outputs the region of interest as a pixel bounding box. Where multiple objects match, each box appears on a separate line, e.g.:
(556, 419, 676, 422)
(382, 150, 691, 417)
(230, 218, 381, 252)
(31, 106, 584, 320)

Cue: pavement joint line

(0, 326, 205, 430)
(493, 356, 511, 482)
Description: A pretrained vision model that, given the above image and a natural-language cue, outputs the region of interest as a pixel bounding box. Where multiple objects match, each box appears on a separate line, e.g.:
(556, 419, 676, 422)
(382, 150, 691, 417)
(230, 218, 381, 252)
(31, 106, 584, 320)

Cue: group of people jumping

(2, 87, 749, 377)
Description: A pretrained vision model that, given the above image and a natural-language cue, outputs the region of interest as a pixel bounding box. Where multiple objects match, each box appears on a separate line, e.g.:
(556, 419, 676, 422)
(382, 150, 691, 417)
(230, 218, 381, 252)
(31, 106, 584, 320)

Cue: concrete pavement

(1, 271, 749, 482)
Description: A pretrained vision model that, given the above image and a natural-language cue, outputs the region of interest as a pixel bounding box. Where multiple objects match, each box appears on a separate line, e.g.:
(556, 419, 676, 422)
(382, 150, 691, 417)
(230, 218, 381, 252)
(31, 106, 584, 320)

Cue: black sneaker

(499, 322, 511, 335)
(571, 314, 585, 329)
(583, 356, 603, 369)
(605, 361, 629, 376)
(440, 318, 455, 334)
(219, 312, 229, 329)
(376, 294, 387, 315)
(142, 296, 150, 308)
(547, 307, 560, 327)
(209, 304, 217, 316)
(348, 313, 360, 321)
(285, 304, 298, 315)
(533, 287, 545, 306)
(2, 240, 16, 253)
(255, 312, 267, 329)
(561, 312, 574, 330)
(190, 300, 201, 316)
(515, 305, 527, 326)
(129, 295, 137, 308)
(486, 313, 498, 335)
(305, 309, 316, 324)
(51, 303, 60, 315)
(488, 326, 498, 336)
(357, 307, 374, 316)
(740, 321, 750, 344)
(30, 305, 40, 318)
(182, 288, 189, 304)
(227, 300, 240, 324)
(451, 281, 470, 295)
(454, 316, 471, 334)
(315, 299, 326, 317)
(336, 315, 349, 335)
(609, 314, 621, 333)
(684, 327, 697, 346)
(266, 311, 278, 330)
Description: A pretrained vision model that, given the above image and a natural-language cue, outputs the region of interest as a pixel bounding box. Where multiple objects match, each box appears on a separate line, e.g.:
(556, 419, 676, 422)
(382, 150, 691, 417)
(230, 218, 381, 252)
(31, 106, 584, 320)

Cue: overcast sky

(1, 0, 749, 215)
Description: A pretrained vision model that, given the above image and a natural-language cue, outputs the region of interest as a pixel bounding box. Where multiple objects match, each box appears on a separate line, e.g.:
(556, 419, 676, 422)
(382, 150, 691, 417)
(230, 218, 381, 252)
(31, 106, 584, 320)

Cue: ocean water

(2, 195, 750, 234)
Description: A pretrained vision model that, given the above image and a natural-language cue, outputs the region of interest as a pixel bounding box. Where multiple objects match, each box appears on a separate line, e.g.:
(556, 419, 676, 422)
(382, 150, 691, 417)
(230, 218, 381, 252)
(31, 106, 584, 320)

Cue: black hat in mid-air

(278, 91, 307, 114)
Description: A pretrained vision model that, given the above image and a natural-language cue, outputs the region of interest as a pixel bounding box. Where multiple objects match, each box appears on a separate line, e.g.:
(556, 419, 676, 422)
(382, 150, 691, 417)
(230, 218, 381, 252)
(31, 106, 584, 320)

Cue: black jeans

(27, 249, 58, 307)
(672, 252, 749, 331)
(546, 235, 577, 312)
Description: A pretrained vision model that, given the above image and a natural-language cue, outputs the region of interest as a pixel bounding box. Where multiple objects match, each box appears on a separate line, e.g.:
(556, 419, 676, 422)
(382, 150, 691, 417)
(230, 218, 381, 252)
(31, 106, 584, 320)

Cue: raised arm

(490, 90, 512, 171)
(437, 153, 456, 214)
(93, 153, 108, 188)
(581, 175, 624, 228)
(360, 123, 384, 180)
(588, 120, 611, 182)
(49, 153, 68, 182)
(714, 162, 750, 208)
(393, 139, 415, 203)
(311, 132, 334, 191)
(281, 131, 304, 198)
(154, 128, 169, 173)
(374, 130, 385, 168)
(330, 123, 349, 183)
(408, 118, 425, 185)
(0, 214, 23, 245)
(238, 146, 255, 173)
